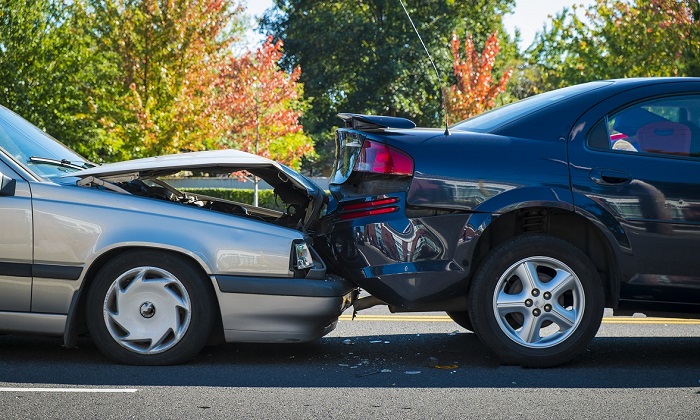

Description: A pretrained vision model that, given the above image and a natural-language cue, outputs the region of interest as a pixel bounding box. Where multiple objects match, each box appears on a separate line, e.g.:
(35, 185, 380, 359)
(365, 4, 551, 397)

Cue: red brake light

(353, 140, 413, 176)
(341, 197, 399, 211)
(339, 197, 400, 220)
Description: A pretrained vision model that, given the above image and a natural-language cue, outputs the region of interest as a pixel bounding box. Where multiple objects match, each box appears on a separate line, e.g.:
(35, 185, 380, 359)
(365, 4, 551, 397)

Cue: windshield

(451, 81, 613, 133)
(0, 105, 91, 180)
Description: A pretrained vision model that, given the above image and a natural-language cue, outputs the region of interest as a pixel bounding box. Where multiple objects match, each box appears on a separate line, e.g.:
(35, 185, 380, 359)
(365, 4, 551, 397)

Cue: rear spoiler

(338, 113, 416, 130)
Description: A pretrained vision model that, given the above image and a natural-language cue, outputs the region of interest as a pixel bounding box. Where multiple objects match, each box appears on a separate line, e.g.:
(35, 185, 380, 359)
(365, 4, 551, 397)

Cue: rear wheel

(446, 311, 473, 332)
(468, 234, 604, 367)
(86, 250, 215, 365)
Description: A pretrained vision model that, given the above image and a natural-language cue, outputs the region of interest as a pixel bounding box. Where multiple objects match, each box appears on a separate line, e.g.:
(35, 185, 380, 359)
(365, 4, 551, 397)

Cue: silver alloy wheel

(493, 256, 585, 349)
(103, 266, 192, 355)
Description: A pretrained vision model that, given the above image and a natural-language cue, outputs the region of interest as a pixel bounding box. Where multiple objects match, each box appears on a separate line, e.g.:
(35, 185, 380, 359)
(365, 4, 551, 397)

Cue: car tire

(86, 250, 216, 365)
(446, 311, 474, 332)
(468, 234, 604, 367)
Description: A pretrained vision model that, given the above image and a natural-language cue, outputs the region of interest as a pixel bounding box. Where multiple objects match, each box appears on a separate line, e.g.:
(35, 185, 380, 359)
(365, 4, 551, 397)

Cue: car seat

(636, 121, 691, 155)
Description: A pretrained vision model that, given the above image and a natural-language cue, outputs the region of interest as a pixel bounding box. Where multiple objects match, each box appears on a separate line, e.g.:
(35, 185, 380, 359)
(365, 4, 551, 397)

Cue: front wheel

(86, 250, 216, 365)
(468, 234, 604, 367)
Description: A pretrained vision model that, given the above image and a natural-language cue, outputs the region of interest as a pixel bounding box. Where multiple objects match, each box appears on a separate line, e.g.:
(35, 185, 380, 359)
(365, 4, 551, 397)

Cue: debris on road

(435, 364, 458, 369)
(355, 369, 381, 377)
(427, 356, 458, 370)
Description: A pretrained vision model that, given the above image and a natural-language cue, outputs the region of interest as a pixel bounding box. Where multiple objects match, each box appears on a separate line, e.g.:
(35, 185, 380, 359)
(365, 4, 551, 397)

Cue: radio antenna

(398, 0, 450, 136)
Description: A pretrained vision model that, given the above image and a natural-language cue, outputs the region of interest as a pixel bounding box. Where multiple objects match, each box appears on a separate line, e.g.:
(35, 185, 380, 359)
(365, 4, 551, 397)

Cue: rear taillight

(353, 140, 413, 176)
(339, 197, 400, 220)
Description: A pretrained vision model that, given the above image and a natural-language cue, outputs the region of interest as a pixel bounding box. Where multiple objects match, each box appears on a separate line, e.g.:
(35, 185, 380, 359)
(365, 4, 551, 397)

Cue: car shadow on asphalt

(0, 333, 698, 388)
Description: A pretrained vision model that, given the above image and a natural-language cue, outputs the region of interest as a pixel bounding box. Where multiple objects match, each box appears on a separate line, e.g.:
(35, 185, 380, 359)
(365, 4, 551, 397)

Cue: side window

(587, 95, 700, 158)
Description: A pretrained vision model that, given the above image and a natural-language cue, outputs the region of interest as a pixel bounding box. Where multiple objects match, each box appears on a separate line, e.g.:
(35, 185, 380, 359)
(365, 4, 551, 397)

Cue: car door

(0, 158, 33, 312)
(568, 82, 700, 310)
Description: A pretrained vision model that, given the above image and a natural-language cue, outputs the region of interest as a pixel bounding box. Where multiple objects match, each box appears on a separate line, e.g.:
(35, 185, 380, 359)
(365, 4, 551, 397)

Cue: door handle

(589, 168, 631, 185)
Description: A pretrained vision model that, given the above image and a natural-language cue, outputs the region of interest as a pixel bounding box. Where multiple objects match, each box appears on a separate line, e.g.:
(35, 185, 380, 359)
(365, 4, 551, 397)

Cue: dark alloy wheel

(86, 250, 216, 365)
(468, 234, 604, 367)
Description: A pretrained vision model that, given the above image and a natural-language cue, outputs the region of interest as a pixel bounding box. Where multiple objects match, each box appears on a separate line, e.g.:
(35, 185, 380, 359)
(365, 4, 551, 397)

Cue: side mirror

(0, 171, 16, 196)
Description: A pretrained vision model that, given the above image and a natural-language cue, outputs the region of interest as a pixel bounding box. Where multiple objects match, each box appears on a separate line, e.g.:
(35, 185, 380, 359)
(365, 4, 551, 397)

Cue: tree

(261, 0, 517, 174)
(445, 32, 512, 121)
(215, 35, 313, 204)
(0, 0, 116, 157)
(84, 0, 246, 161)
(529, 0, 700, 90)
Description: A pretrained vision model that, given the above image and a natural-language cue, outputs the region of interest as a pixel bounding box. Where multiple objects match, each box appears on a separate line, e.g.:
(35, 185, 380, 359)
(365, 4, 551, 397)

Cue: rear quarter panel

(365, 130, 574, 213)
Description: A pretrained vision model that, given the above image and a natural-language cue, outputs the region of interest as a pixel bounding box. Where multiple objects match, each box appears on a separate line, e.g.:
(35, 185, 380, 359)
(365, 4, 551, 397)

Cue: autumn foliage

(215, 36, 312, 170)
(585, 0, 700, 76)
(89, 0, 242, 160)
(445, 32, 512, 121)
(4, 1, 316, 166)
(530, 0, 700, 91)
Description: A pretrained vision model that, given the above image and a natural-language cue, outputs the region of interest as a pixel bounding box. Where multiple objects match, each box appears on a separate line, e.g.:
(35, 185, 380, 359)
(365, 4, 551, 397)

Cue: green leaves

(262, 0, 516, 173)
(85, 0, 245, 161)
(529, 0, 700, 90)
(0, 0, 109, 158)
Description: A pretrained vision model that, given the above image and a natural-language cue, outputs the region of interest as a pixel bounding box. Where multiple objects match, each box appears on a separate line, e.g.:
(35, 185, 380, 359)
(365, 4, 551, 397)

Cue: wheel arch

(468, 205, 622, 309)
(63, 245, 224, 349)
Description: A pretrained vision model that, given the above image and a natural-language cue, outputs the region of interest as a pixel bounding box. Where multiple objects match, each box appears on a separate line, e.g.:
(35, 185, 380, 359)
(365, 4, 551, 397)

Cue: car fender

(31, 182, 302, 280)
(471, 185, 574, 215)
(454, 187, 573, 278)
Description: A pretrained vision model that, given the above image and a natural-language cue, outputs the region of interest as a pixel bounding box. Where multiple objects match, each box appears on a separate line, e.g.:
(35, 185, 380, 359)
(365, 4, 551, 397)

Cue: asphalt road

(1, 308, 699, 419)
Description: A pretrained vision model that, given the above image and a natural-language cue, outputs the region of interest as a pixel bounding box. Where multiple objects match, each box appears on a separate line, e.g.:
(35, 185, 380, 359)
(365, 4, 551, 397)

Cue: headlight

(293, 242, 314, 270)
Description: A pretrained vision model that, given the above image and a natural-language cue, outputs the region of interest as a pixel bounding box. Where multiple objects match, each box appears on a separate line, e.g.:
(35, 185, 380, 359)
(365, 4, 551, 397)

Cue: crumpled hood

(72, 149, 322, 197)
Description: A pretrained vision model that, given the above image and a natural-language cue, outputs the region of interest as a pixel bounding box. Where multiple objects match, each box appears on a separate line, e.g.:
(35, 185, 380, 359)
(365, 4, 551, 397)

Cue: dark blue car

(315, 77, 700, 367)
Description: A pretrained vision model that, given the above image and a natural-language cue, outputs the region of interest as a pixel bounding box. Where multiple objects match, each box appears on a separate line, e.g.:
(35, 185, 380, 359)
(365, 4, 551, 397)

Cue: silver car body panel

(1, 147, 353, 344)
(215, 287, 352, 342)
(0, 161, 32, 312)
(0, 312, 66, 335)
(18, 179, 306, 320)
(31, 181, 302, 278)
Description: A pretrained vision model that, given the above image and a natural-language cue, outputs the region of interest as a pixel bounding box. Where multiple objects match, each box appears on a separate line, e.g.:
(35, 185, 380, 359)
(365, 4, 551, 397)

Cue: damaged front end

(68, 150, 358, 343)
(71, 149, 327, 234)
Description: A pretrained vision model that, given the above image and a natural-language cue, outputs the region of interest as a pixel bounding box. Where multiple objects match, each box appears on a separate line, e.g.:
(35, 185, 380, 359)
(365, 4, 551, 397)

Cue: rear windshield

(451, 81, 612, 133)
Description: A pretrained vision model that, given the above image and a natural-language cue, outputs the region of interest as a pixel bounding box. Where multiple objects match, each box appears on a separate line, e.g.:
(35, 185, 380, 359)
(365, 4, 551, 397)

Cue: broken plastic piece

(434, 364, 458, 369)
(356, 369, 381, 377)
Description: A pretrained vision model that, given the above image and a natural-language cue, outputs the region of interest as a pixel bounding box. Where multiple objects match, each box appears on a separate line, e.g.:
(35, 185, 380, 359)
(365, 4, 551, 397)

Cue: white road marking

(0, 388, 137, 393)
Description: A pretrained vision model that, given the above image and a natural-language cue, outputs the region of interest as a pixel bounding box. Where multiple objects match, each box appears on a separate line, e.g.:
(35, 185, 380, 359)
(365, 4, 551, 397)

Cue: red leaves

(445, 32, 511, 121)
(214, 36, 313, 169)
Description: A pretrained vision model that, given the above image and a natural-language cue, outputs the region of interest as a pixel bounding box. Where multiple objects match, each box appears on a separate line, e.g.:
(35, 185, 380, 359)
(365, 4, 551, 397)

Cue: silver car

(0, 105, 356, 365)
